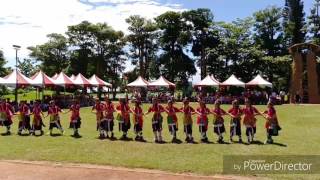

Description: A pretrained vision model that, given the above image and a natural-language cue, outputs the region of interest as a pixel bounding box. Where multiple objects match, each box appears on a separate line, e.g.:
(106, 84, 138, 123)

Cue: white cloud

(0, 0, 185, 70)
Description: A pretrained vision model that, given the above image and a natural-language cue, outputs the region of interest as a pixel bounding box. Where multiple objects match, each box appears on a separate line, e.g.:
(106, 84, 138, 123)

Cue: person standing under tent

(47, 100, 64, 136)
(65, 100, 81, 137)
(228, 100, 243, 143)
(0, 99, 13, 135)
(242, 99, 261, 144)
(211, 100, 227, 143)
(30, 100, 45, 136)
(195, 100, 210, 143)
(180, 97, 195, 143)
(131, 99, 144, 141)
(145, 98, 165, 143)
(263, 101, 281, 144)
(164, 100, 180, 143)
(92, 99, 105, 139)
(104, 97, 115, 139)
(116, 98, 131, 140)
(17, 101, 32, 135)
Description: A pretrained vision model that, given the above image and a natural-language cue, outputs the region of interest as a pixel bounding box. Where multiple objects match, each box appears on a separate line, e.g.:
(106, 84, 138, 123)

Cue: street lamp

(13, 45, 21, 102)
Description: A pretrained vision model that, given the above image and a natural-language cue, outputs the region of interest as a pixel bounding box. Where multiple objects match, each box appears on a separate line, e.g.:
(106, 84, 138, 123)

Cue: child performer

(180, 98, 195, 143)
(104, 97, 115, 138)
(145, 98, 165, 143)
(17, 101, 31, 135)
(211, 100, 227, 143)
(131, 99, 144, 141)
(116, 98, 131, 139)
(195, 100, 211, 142)
(243, 99, 260, 144)
(164, 100, 180, 142)
(31, 100, 45, 135)
(47, 100, 64, 135)
(0, 99, 13, 135)
(228, 100, 243, 143)
(92, 99, 105, 138)
(65, 100, 81, 137)
(263, 101, 281, 144)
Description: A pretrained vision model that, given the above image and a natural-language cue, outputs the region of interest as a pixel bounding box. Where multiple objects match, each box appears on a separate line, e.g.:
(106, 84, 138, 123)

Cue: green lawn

(0, 103, 318, 179)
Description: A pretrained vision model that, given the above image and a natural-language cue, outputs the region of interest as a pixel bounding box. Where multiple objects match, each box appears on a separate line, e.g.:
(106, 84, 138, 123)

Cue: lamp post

(13, 45, 21, 103)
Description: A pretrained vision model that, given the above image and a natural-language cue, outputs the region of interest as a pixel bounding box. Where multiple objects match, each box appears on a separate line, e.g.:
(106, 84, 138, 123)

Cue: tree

(126, 15, 158, 79)
(17, 58, 38, 77)
(28, 33, 69, 76)
(0, 50, 9, 77)
(283, 0, 306, 46)
(213, 18, 263, 82)
(182, 8, 220, 79)
(155, 11, 196, 83)
(308, 0, 320, 44)
(67, 21, 95, 76)
(253, 6, 289, 83)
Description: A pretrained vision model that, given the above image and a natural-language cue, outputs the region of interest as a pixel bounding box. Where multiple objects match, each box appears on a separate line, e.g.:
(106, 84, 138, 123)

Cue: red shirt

(165, 106, 180, 122)
(104, 103, 115, 119)
(212, 107, 226, 117)
(19, 104, 30, 116)
(243, 106, 259, 126)
(33, 105, 42, 119)
(196, 107, 210, 125)
(243, 106, 259, 117)
(147, 104, 165, 113)
(70, 104, 80, 120)
(180, 106, 195, 115)
(133, 106, 143, 125)
(48, 106, 61, 115)
(116, 104, 130, 121)
(228, 107, 243, 117)
(92, 103, 104, 112)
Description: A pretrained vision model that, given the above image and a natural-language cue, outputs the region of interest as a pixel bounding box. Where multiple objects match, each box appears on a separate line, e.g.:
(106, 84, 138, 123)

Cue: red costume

(243, 106, 259, 127)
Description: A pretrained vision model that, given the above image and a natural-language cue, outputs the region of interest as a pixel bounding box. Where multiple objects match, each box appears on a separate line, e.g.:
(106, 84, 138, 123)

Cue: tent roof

(221, 74, 245, 87)
(89, 75, 112, 87)
(127, 76, 149, 87)
(1, 70, 33, 88)
(148, 76, 175, 88)
(246, 74, 272, 88)
(53, 72, 75, 87)
(70, 74, 76, 80)
(30, 71, 56, 87)
(52, 73, 58, 80)
(73, 73, 92, 87)
(194, 75, 220, 87)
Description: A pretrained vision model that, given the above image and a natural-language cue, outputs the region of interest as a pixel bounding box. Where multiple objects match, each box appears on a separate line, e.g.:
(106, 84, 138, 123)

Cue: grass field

(0, 103, 318, 179)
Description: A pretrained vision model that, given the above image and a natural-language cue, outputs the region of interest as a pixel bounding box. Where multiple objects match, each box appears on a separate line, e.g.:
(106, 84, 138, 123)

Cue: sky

(0, 0, 315, 82)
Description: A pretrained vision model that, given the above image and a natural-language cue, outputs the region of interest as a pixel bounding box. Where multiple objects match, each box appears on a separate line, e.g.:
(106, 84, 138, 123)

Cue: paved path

(0, 160, 256, 180)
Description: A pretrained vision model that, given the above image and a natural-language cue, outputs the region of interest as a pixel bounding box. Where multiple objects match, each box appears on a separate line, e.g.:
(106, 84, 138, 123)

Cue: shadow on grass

(1, 132, 11, 136)
(270, 142, 287, 147)
(50, 133, 63, 137)
(70, 135, 82, 139)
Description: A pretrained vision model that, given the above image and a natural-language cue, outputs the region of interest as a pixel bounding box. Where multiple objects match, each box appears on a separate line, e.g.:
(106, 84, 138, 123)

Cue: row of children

(0, 99, 80, 136)
(0, 97, 281, 144)
(92, 97, 281, 144)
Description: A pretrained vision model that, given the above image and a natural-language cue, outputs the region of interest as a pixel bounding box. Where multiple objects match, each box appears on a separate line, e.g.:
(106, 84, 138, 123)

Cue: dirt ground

(0, 160, 257, 180)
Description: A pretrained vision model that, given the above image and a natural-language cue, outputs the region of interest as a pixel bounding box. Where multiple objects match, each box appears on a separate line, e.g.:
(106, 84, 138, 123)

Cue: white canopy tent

(72, 73, 92, 87)
(221, 74, 245, 87)
(246, 74, 272, 88)
(30, 70, 56, 87)
(53, 72, 75, 87)
(88, 75, 112, 87)
(127, 76, 149, 88)
(148, 76, 175, 88)
(194, 75, 220, 87)
(0, 70, 33, 88)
